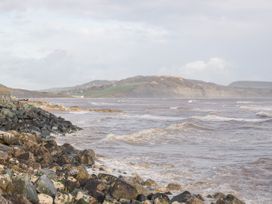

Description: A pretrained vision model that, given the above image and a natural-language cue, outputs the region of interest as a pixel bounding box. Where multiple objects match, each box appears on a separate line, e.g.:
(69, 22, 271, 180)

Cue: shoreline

(0, 98, 246, 204)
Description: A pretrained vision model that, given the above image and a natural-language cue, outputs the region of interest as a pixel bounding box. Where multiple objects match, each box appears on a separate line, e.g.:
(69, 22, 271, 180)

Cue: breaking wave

(103, 121, 212, 145)
(256, 111, 272, 118)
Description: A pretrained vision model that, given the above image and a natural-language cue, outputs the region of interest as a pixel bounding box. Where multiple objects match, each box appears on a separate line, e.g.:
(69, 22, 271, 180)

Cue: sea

(47, 98, 272, 204)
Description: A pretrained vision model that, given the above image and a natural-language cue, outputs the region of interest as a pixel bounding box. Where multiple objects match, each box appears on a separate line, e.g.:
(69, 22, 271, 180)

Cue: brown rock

(110, 179, 138, 200)
(78, 149, 95, 166)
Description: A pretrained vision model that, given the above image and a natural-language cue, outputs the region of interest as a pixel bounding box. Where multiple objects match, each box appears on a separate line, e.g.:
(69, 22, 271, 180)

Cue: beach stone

(187, 197, 204, 204)
(38, 193, 53, 204)
(98, 173, 118, 184)
(53, 180, 65, 191)
(110, 179, 138, 200)
(171, 191, 192, 203)
(215, 194, 245, 204)
(166, 183, 182, 191)
(0, 174, 12, 192)
(78, 149, 95, 166)
(136, 194, 147, 202)
(75, 165, 90, 183)
(143, 200, 153, 204)
(35, 175, 57, 197)
(11, 174, 39, 204)
(62, 143, 77, 154)
(143, 178, 158, 187)
(147, 193, 170, 204)
(75, 191, 90, 202)
(54, 192, 74, 204)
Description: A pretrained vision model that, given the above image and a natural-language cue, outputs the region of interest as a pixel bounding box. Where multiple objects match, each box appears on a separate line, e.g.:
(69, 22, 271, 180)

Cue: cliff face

(49, 76, 272, 98)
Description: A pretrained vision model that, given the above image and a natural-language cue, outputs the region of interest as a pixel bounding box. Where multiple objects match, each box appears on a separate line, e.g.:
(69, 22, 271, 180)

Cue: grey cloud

(0, 0, 272, 89)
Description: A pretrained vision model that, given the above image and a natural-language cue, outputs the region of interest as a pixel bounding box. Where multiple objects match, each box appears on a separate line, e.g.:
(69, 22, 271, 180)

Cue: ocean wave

(256, 111, 272, 118)
(103, 121, 211, 145)
(121, 113, 185, 121)
(191, 115, 270, 122)
(236, 101, 253, 104)
(240, 105, 272, 112)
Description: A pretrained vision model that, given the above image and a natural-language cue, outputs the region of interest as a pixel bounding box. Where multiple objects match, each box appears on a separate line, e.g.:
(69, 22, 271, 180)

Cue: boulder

(110, 179, 138, 200)
(171, 191, 192, 203)
(77, 149, 95, 166)
(11, 174, 39, 204)
(35, 175, 57, 197)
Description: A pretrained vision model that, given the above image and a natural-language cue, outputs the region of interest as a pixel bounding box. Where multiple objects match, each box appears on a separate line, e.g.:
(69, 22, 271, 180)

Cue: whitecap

(191, 115, 270, 122)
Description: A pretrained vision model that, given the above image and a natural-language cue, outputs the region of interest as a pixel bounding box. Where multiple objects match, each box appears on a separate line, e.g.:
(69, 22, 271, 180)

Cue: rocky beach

(0, 97, 248, 204)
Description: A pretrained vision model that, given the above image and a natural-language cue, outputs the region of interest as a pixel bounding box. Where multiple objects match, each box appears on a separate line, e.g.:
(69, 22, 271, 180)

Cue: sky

(0, 0, 272, 90)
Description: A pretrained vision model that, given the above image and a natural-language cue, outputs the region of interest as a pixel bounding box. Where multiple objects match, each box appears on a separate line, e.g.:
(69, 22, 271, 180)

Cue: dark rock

(35, 175, 57, 197)
(62, 143, 78, 154)
(76, 198, 90, 204)
(110, 179, 138, 200)
(136, 194, 147, 202)
(171, 191, 192, 203)
(214, 192, 225, 200)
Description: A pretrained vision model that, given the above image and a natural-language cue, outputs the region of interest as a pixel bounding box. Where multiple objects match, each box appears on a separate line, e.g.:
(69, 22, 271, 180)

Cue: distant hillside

(44, 80, 114, 93)
(0, 84, 11, 96)
(47, 76, 272, 98)
(0, 84, 67, 98)
(229, 81, 272, 89)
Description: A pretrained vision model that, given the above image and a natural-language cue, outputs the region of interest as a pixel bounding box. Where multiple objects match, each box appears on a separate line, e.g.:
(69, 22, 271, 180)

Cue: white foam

(256, 111, 272, 118)
(191, 115, 270, 122)
(103, 122, 210, 145)
(121, 113, 185, 121)
(240, 105, 272, 112)
(236, 101, 253, 104)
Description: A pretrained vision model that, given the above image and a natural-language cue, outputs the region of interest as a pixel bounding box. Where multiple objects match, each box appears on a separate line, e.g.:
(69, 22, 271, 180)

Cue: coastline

(0, 98, 246, 204)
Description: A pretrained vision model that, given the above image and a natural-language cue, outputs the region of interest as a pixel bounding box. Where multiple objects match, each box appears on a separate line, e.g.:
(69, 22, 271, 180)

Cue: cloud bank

(0, 0, 272, 89)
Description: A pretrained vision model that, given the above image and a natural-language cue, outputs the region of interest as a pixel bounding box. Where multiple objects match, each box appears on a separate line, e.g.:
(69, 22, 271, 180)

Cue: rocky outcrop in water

(0, 98, 80, 137)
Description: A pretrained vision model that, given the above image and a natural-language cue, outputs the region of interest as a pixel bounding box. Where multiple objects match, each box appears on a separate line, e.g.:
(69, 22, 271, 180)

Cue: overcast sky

(0, 0, 272, 90)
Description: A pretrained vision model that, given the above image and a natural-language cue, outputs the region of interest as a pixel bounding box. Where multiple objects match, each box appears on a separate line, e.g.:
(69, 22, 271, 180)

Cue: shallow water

(49, 98, 272, 204)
